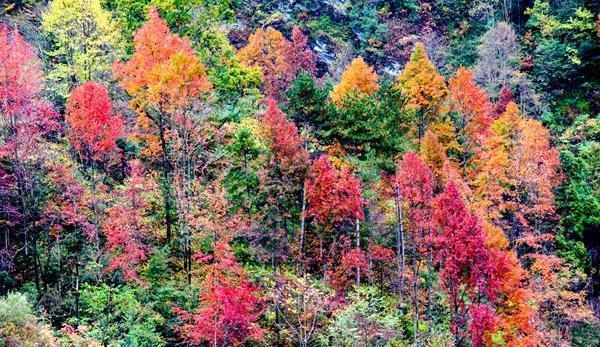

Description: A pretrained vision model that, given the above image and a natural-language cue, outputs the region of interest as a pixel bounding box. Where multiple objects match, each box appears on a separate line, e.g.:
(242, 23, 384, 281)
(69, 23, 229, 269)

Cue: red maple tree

(65, 82, 124, 162)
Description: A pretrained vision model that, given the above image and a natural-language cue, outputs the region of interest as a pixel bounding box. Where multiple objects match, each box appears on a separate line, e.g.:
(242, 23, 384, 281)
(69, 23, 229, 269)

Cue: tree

(448, 68, 493, 178)
(237, 27, 293, 100)
(395, 151, 434, 344)
(262, 99, 309, 177)
(330, 56, 380, 105)
(114, 7, 212, 241)
(473, 22, 521, 100)
(0, 293, 58, 346)
(306, 155, 364, 227)
(42, 0, 119, 99)
(397, 43, 447, 139)
(476, 102, 561, 245)
(0, 24, 58, 294)
(43, 161, 97, 320)
(237, 26, 315, 101)
(103, 161, 157, 283)
(328, 81, 410, 162)
(260, 99, 309, 266)
(175, 241, 264, 346)
(65, 82, 124, 162)
(432, 182, 496, 346)
(272, 273, 334, 347)
(288, 27, 317, 77)
(306, 155, 364, 281)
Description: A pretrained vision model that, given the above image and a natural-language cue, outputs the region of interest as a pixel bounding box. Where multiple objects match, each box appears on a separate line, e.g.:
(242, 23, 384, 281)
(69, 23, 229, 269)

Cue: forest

(0, 0, 599, 346)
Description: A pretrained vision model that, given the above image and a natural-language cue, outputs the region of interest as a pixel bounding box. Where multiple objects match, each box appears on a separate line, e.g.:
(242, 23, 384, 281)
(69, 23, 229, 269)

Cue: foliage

(79, 284, 165, 346)
(0, 292, 57, 347)
(65, 82, 124, 162)
(397, 43, 447, 139)
(42, 0, 119, 99)
(319, 286, 406, 346)
(306, 155, 364, 226)
(330, 56, 380, 105)
(1, 1, 598, 346)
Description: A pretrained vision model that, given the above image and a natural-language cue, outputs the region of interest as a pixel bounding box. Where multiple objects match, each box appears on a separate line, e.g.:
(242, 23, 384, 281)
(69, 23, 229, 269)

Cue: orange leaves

(330, 56, 380, 104)
(114, 7, 211, 114)
(448, 68, 493, 172)
(449, 68, 493, 136)
(475, 101, 561, 230)
(66, 82, 124, 161)
(238, 26, 316, 100)
(397, 43, 447, 136)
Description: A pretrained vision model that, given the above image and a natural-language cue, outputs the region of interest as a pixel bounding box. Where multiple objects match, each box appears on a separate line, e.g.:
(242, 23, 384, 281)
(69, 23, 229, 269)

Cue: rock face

(322, 0, 351, 16)
(313, 37, 336, 76)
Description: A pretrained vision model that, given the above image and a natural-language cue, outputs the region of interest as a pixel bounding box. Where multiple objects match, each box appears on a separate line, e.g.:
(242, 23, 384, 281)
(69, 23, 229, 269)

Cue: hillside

(0, 0, 599, 346)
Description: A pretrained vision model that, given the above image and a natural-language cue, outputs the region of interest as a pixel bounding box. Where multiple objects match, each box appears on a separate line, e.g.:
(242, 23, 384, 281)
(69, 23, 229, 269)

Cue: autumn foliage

(238, 26, 316, 100)
(306, 155, 364, 226)
(66, 82, 124, 161)
(330, 56, 380, 105)
(114, 7, 211, 114)
(1, 3, 596, 347)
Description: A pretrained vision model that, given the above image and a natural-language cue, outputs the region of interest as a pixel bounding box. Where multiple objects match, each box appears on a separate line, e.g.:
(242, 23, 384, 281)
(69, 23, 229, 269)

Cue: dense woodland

(0, 0, 599, 346)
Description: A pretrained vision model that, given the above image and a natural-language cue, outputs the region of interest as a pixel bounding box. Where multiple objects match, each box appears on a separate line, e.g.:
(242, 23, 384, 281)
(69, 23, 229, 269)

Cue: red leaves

(103, 161, 156, 283)
(306, 155, 364, 226)
(66, 82, 123, 161)
(331, 248, 369, 292)
(176, 281, 263, 346)
(261, 99, 309, 175)
(432, 181, 495, 341)
(176, 240, 264, 346)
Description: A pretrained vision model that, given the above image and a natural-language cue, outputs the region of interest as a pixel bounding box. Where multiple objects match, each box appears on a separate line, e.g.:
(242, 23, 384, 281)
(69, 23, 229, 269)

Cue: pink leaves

(103, 161, 156, 283)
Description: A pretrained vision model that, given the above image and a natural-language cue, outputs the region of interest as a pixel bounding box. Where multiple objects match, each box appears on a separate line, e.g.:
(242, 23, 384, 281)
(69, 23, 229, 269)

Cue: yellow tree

(42, 0, 119, 98)
(330, 56, 380, 105)
(397, 43, 447, 140)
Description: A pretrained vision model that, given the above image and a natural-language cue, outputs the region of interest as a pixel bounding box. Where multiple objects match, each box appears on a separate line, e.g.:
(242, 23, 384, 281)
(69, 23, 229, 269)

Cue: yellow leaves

(397, 43, 447, 119)
(42, 0, 120, 97)
(330, 56, 380, 105)
(145, 52, 211, 113)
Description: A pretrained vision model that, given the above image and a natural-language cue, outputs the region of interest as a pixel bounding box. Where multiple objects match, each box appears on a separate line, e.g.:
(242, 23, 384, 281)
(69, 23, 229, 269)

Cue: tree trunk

(395, 186, 405, 299)
(298, 179, 307, 273)
(413, 248, 420, 346)
(157, 113, 173, 242)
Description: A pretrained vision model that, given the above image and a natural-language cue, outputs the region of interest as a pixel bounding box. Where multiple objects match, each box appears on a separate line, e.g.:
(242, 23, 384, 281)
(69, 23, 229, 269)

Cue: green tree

(556, 116, 600, 271)
(80, 284, 165, 347)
